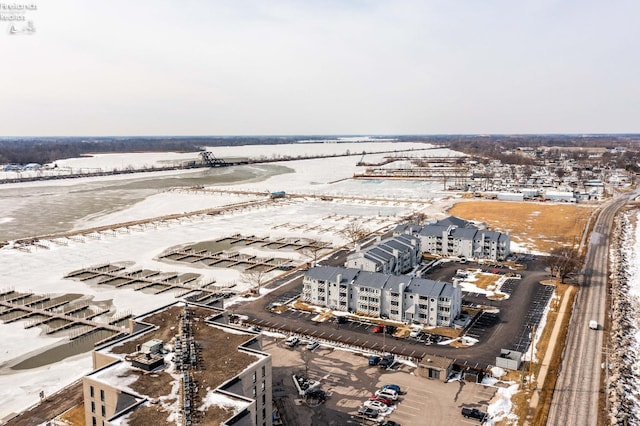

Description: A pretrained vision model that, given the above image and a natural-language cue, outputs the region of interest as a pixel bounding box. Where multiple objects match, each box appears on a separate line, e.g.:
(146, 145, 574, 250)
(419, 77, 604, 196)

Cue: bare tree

(546, 247, 582, 283)
(300, 243, 328, 267)
(240, 269, 268, 295)
(338, 221, 369, 247)
(301, 348, 313, 379)
(403, 211, 429, 225)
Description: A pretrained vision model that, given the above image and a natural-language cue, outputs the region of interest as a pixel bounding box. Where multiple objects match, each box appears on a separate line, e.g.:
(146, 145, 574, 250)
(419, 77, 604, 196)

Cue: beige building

(82, 302, 272, 426)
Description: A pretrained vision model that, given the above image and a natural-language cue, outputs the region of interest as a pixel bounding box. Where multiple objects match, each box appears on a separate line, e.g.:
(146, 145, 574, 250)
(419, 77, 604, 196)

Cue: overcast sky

(2, 0, 638, 136)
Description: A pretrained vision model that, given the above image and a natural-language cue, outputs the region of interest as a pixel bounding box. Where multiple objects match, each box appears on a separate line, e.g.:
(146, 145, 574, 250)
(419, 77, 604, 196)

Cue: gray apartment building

(302, 266, 461, 327)
(345, 234, 420, 275)
(395, 216, 510, 261)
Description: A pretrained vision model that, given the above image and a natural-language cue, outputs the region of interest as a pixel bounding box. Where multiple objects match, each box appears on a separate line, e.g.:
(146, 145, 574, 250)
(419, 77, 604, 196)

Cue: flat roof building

(82, 302, 272, 426)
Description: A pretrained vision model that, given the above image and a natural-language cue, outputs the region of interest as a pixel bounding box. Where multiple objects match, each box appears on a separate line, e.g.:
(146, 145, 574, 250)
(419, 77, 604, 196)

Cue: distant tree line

(2, 134, 639, 167)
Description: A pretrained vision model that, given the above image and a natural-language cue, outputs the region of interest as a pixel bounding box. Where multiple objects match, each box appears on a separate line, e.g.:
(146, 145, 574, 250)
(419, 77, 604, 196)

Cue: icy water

(0, 164, 292, 241)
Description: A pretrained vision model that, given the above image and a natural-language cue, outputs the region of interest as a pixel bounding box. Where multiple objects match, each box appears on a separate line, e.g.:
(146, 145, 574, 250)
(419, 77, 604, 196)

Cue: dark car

(385, 325, 397, 335)
(357, 406, 379, 418)
(306, 389, 327, 400)
(380, 421, 401, 426)
(461, 407, 487, 422)
(336, 316, 348, 324)
(368, 355, 381, 366)
(379, 354, 395, 369)
(382, 384, 401, 393)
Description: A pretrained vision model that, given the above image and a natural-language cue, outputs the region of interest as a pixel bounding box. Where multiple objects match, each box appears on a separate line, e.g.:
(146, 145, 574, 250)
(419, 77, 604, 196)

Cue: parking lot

(264, 335, 497, 426)
(233, 252, 556, 377)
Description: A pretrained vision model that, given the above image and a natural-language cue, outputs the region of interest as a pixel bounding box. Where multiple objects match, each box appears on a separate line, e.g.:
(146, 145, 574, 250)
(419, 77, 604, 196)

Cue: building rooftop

(352, 270, 389, 290)
(304, 265, 359, 284)
(88, 302, 264, 425)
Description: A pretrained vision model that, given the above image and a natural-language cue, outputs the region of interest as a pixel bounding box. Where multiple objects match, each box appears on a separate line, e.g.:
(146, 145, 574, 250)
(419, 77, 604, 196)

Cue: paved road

(547, 193, 633, 425)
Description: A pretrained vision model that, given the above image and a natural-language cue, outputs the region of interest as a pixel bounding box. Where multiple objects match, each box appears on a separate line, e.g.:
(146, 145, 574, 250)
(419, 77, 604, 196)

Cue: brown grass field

(448, 201, 590, 425)
(448, 200, 595, 253)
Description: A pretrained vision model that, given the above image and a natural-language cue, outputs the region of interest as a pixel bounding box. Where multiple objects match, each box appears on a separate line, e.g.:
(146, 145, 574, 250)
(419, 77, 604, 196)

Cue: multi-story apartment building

(345, 234, 420, 274)
(395, 216, 510, 261)
(82, 302, 272, 426)
(302, 266, 461, 327)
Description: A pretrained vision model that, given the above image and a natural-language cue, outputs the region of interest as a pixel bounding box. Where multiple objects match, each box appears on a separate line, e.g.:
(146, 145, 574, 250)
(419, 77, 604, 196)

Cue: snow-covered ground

(0, 141, 464, 419)
(606, 209, 640, 424)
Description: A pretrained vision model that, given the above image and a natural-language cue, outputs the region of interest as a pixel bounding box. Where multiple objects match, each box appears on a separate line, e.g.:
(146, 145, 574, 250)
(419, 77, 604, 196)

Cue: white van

(589, 320, 598, 330)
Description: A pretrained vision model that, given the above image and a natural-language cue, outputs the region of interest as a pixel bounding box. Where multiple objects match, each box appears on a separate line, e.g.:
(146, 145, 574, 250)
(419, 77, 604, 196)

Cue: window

(92, 417, 96, 426)
(262, 365, 266, 377)
(252, 386, 257, 397)
(262, 394, 266, 405)
(391, 301, 399, 306)
(252, 372, 257, 383)
(261, 380, 265, 392)
(90, 386, 94, 398)
(101, 405, 106, 417)
(262, 407, 266, 419)
(391, 309, 398, 315)
(91, 401, 95, 413)
(100, 390, 104, 402)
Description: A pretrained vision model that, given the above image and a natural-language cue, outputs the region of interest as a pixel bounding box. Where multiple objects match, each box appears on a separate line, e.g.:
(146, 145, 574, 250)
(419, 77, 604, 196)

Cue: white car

(364, 400, 390, 413)
(409, 326, 422, 338)
(375, 389, 398, 401)
(307, 340, 319, 350)
(285, 336, 300, 347)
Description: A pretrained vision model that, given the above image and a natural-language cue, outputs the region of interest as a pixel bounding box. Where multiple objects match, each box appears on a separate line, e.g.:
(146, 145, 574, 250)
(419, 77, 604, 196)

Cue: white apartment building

(395, 216, 510, 261)
(345, 234, 420, 274)
(302, 266, 461, 327)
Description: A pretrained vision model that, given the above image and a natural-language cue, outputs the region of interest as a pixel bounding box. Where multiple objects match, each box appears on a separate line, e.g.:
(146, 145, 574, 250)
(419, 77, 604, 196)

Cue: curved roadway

(547, 192, 633, 425)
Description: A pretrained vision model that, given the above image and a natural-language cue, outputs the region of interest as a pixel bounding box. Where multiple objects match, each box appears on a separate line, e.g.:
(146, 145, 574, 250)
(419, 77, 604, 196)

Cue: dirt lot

(264, 335, 496, 426)
(448, 200, 595, 253)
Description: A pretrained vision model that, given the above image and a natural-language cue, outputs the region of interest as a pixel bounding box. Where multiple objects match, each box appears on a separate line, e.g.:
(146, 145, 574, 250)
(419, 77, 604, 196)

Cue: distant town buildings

(82, 302, 272, 426)
(302, 266, 462, 327)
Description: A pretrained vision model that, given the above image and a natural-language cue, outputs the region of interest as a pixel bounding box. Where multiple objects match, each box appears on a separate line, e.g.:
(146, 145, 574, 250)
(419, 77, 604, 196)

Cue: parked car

(381, 384, 401, 394)
(385, 325, 397, 334)
(409, 327, 422, 338)
(369, 395, 393, 406)
(364, 400, 390, 413)
(379, 421, 401, 426)
(379, 354, 395, 369)
(461, 407, 487, 422)
(375, 388, 398, 401)
(589, 320, 598, 330)
(336, 316, 348, 324)
(357, 406, 379, 418)
(285, 336, 300, 347)
(306, 389, 327, 400)
(307, 340, 319, 350)
(372, 324, 385, 333)
(368, 355, 381, 366)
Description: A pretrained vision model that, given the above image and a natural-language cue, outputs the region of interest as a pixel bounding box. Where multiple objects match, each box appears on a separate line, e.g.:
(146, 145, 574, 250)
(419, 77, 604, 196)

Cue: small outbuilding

(416, 355, 454, 381)
(495, 348, 522, 370)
